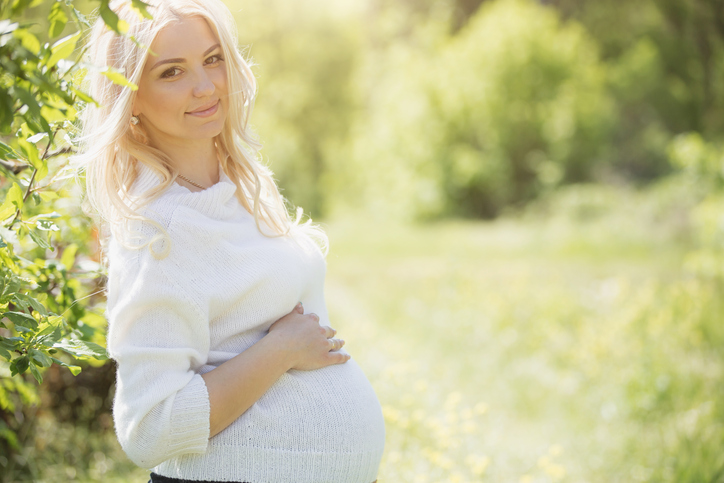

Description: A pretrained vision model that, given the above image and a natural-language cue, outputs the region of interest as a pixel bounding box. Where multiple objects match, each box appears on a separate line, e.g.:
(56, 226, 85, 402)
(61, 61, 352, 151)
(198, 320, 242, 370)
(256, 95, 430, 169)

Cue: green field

(322, 186, 723, 482)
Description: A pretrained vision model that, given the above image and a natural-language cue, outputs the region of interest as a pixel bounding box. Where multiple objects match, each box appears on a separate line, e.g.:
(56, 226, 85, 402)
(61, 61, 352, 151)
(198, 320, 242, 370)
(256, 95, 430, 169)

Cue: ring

(330, 339, 336, 351)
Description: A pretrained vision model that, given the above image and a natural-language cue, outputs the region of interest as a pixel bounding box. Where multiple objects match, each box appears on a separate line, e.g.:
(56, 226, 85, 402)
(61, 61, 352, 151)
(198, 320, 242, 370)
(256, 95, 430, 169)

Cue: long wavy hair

(72, 0, 328, 263)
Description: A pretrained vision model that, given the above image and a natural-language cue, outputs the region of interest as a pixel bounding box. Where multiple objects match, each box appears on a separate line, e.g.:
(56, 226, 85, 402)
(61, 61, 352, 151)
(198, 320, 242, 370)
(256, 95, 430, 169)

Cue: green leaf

(47, 30, 81, 69)
(0, 337, 13, 359)
(27, 227, 51, 249)
(37, 321, 63, 345)
(13, 293, 48, 316)
(69, 85, 98, 106)
(13, 28, 40, 53)
(3, 310, 38, 329)
(20, 149, 48, 181)
(30, 348, 52, 367)
(50, 357, 81, 375)
(53, 339, 108, 360)
(30, 211, 61, 220)
(0, 141, 20, 161)
(0, 182, 24, 221)
(11, 355, 29, 376)
(47, 315, 64, 326)
(26, 132, 48, 144)
(14, 87, 43, 121)
(46, 327, 62, 345)
(28, 211, 62, 223)
(61, 243, 78, 270)
(36, 322, 57, 338)
(28, 361, 42, 383)
(17, 137, 48, 182)
(131, 0, 153, 19)
(36, 219, 59, 231)
(12, 86, 52, 140)
(101, 67, 138, 91)
(38, 191, 59, 202)
(0, 338, 17, 353)
(48, 1, 68, 38)
(99, 1, 129, 35)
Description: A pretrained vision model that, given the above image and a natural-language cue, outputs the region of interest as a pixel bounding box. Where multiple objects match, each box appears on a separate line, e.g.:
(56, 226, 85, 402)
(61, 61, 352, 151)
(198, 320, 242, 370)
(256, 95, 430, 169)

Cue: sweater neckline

(131, 161, 239, 219)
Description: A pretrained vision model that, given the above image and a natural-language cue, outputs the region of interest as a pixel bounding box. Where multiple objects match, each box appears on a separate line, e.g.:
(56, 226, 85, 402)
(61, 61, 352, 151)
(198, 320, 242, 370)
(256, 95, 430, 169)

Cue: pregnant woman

(73, 0, 385, 481)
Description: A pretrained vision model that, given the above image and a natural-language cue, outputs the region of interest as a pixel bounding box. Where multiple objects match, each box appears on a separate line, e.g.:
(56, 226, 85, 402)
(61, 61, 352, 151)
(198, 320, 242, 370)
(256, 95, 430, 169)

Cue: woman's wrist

(262, 329, 297, 372)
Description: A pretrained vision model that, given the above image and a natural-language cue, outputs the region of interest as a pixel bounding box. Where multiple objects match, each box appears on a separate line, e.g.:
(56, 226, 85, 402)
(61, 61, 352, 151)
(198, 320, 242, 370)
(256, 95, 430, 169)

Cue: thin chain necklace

(176, 173, 209, 190)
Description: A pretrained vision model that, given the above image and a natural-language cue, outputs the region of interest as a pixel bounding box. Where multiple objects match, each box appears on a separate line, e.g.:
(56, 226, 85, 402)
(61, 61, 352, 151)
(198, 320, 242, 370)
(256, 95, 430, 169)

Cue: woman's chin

(184, 123, 225, 141)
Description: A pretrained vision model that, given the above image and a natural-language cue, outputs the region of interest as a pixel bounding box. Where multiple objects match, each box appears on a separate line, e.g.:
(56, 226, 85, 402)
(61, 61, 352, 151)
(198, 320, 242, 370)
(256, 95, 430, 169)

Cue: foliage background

(1, 0, 723, 481)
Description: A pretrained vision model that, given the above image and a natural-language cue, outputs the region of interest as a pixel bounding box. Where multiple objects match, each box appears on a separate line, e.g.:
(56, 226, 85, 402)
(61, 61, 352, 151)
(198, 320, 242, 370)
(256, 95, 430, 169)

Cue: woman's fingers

(328, 338, 345, 351)
(332, 351, 351, 364)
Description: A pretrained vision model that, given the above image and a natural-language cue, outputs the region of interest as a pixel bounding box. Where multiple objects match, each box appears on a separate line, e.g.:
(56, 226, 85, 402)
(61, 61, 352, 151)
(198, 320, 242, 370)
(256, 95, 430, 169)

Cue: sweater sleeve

(105, 236, 211, 470)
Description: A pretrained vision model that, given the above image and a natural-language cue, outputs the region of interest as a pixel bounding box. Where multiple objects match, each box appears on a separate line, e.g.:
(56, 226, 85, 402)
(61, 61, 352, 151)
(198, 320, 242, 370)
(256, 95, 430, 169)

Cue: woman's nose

(192, 70, 215, 97)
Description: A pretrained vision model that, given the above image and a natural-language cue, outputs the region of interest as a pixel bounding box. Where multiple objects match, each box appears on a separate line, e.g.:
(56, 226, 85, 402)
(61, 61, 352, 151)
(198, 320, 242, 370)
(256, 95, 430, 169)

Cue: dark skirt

(150, 471, 377, 483)
(149, 472, 251, 483)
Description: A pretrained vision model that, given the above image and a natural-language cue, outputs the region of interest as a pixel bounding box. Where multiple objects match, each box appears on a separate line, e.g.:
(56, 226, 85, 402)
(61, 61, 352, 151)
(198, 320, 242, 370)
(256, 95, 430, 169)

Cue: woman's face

(132, 16, 228, 146)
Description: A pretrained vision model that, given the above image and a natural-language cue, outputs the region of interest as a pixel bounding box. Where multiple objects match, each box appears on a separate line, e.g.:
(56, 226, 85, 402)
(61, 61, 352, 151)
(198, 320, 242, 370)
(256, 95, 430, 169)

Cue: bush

(336, 0, 614, 220)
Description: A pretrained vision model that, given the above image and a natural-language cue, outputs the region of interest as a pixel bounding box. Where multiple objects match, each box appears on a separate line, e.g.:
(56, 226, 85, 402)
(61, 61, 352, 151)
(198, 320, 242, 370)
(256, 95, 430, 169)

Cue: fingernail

(296, 302, 302, 308)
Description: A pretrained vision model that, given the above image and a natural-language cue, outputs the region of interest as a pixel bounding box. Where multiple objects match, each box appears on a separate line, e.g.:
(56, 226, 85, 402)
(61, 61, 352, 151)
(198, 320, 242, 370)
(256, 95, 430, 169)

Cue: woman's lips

(186, 100, 220, 118)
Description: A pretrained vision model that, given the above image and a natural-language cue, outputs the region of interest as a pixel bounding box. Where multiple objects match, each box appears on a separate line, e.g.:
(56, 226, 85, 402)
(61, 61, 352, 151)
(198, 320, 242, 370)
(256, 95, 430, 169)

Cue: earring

(131, 115, 140, 125)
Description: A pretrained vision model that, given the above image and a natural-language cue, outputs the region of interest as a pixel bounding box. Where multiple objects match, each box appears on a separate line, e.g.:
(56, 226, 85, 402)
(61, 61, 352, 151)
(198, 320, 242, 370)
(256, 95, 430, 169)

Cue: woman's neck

(146, 131, 220, 189)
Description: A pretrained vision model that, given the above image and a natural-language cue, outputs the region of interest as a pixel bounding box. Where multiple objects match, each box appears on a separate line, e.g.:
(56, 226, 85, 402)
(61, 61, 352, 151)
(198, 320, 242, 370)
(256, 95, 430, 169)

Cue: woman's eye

(161, 67, 181, 78)
(206, 54, 224, 65)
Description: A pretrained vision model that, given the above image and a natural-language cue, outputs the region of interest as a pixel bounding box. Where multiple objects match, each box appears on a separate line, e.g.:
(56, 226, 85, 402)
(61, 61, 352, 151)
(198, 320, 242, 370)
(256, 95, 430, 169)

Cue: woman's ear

(131, 96, 141, 118)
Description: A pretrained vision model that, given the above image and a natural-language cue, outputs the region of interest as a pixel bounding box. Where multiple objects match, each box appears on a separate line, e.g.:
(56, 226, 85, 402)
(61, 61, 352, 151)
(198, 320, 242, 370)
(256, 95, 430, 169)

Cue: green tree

(0, 0, 149, 477)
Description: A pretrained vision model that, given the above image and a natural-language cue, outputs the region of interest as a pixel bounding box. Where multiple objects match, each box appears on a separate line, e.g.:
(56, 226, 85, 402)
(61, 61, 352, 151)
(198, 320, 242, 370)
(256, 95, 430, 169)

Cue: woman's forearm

(201, 331, 294, 439)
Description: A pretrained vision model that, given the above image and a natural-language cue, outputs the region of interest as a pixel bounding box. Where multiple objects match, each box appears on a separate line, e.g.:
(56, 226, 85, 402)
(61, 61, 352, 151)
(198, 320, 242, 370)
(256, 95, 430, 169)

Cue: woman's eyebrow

(149, 43, 221, 71)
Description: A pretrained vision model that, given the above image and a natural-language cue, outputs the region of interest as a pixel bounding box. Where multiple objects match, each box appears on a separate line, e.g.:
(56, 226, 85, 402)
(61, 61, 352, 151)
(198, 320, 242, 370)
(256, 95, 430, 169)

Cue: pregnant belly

(212, 356, 386, 454)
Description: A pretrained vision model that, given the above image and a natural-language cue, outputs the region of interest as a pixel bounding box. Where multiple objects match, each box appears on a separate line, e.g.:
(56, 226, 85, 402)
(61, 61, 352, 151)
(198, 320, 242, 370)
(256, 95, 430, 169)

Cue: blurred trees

(549, 0, 724, 179)
(235, 0, 724, 221)
(229, 0, 363, 216)
(341, 0, 614, 219)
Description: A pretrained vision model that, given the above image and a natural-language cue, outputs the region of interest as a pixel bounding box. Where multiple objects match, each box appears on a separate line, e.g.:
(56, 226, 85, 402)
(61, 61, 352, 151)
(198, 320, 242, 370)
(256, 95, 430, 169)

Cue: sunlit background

(2, 0, 724, 481)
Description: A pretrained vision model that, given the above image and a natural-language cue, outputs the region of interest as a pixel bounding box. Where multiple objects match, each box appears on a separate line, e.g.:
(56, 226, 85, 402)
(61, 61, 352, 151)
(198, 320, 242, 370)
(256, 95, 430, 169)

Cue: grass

(320, 186, 722, 482)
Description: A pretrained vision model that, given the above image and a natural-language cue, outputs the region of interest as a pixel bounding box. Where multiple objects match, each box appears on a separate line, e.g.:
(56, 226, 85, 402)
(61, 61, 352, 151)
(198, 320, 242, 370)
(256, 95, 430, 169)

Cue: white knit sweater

(105, 161, 386, 483)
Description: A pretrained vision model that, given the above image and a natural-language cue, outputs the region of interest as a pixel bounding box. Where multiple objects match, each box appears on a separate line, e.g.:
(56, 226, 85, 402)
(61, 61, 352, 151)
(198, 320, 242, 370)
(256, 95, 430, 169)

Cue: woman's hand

(267, 302, 351, 371)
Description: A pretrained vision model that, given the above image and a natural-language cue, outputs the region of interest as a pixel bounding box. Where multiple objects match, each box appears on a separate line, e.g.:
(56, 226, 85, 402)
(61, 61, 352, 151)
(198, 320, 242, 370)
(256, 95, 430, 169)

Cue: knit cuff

(166, 374, 211, 456)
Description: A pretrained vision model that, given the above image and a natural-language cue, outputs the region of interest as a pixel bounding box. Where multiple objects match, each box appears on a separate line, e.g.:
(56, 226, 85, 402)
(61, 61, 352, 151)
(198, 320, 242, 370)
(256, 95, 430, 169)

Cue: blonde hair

(71, 0, 328, 264)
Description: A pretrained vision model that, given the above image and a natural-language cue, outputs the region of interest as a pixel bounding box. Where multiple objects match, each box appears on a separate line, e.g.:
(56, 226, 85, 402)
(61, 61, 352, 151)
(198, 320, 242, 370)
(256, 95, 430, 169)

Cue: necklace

(176, 173, 208, 190)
